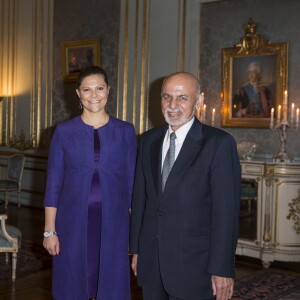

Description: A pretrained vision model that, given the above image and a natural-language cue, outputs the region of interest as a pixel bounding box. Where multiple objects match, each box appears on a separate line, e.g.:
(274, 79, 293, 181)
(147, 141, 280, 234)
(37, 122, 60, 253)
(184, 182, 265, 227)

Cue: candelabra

(195, 95, 216, 126)
(270, 91, 299, 163)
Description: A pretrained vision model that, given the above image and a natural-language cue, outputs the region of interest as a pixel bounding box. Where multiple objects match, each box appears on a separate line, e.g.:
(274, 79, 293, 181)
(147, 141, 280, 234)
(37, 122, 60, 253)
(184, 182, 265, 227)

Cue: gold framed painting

(221, 19, 288, 128)
(62, 38, 100, 82)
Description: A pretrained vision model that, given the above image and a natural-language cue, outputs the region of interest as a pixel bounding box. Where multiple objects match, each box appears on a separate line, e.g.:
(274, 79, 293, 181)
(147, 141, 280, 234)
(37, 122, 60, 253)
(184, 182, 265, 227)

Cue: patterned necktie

(162, 132, 176, 192)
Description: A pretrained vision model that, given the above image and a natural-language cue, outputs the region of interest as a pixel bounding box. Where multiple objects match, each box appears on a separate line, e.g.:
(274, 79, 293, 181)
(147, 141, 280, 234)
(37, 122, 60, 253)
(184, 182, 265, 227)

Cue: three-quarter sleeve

(44, 125, 64, 207)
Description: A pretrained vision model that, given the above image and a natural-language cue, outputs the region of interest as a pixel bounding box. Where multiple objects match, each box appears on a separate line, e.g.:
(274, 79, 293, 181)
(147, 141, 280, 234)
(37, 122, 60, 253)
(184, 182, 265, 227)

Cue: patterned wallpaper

(52, 0, 120, 125)
(200, 0, 300, 158)
(51, 0, 300, 158)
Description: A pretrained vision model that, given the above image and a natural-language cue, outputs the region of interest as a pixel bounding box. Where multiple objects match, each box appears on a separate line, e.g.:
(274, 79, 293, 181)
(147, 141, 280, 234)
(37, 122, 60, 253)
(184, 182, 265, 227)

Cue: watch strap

(43, 231, 57, 237)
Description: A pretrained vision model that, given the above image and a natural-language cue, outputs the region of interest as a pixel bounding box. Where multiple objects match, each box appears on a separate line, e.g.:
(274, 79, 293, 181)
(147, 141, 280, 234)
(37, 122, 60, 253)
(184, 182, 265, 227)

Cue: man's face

(161, 73, 202, 131)
(247, 68, 258, 84)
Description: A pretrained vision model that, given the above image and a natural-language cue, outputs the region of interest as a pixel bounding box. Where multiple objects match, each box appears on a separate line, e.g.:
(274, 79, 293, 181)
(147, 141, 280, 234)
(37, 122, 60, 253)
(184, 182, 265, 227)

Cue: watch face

(44, 232, 50, 237)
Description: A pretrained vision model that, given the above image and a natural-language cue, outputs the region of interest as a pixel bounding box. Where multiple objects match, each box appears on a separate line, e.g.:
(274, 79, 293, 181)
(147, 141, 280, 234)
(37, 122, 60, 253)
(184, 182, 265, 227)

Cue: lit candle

(212, 108, 215, 124)
(283, 90, 288, 106)
(201, 92, 205, 107)
(291, 103, 295, 123)
(283, 90, 288, 121)
(270, 108, 274, 128)
(195, 108, 201, 120)
(202, 104, 206, 122)
(277, 105, 281, 123)
(296, 108, 300, 125)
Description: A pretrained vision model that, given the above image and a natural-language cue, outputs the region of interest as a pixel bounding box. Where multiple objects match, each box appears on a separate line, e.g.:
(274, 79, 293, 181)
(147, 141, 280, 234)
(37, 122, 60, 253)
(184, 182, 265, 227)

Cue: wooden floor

(0, 202, 298, 300)
(0, 203, 53, 300)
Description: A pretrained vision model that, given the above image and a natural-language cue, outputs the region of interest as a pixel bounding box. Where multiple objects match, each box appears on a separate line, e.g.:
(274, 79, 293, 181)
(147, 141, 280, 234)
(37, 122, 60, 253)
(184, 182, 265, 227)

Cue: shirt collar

(167, 117, 195, 143)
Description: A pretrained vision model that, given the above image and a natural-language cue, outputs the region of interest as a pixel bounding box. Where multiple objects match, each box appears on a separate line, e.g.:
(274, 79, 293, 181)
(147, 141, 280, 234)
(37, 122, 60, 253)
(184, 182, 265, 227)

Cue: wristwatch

(43, 231, 57, 238)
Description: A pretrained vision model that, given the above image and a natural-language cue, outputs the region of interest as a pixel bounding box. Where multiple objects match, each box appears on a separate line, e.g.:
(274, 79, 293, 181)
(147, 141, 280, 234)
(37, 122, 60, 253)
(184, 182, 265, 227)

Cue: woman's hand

(43, 236, 60, 255)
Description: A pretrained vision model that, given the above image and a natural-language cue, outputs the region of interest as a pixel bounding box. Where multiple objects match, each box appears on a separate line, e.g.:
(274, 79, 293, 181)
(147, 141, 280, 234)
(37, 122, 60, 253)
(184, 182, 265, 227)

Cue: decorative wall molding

(0, 0, 53, 151)
(117, 0, 210, 134)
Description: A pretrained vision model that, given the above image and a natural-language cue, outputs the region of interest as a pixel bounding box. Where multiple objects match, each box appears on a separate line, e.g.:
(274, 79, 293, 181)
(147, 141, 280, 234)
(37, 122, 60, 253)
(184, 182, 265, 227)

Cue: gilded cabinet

(237, 160, 300, 268)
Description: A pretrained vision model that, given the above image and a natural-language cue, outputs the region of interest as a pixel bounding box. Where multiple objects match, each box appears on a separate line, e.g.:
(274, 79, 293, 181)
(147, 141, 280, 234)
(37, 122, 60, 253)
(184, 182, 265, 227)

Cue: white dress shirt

(161, 117, 195, 171)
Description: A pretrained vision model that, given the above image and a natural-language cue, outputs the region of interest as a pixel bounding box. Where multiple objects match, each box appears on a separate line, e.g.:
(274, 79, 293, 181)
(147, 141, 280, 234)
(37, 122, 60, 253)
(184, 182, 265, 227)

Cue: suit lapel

(162, 119, 204, 202)
(151, 126, 168, 199)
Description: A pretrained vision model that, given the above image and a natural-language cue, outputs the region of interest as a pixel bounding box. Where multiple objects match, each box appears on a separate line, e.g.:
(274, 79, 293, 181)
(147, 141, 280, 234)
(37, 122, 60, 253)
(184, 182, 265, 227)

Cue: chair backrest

(7, 154, 25, 184)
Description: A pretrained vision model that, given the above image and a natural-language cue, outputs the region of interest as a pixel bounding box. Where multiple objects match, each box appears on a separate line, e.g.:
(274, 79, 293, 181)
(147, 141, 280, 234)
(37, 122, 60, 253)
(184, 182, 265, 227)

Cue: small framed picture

(62, 38, 100, 82)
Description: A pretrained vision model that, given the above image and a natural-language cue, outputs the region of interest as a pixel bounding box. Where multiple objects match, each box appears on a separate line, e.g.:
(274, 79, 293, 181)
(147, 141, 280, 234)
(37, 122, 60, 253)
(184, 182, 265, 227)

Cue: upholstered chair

(0, 214, 22, 281)
(0, 154, 25, 210)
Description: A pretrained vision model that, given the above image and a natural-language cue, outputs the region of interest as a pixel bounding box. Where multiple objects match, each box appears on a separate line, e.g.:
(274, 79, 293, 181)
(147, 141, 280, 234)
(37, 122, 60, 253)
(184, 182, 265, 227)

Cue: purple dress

(44, 116, 137, 300)
(87, 129, 102, 297)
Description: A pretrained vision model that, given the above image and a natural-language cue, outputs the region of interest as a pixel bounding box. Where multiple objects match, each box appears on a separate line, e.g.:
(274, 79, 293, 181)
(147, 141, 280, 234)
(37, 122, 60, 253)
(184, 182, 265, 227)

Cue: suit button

(157, 210, 163, 216)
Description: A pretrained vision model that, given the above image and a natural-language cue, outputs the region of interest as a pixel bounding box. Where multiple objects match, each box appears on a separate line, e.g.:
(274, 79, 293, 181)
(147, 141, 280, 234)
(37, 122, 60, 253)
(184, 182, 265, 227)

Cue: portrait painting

(232, 55, 276, 119)
(221, 20, 288, 128)
(62, 38, 100, 82)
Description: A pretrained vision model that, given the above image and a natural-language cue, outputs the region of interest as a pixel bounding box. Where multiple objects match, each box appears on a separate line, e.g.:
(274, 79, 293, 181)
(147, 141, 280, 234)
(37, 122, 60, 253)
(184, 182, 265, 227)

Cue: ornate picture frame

(62, 38, 100, 82)
(221, 19, 288, 128)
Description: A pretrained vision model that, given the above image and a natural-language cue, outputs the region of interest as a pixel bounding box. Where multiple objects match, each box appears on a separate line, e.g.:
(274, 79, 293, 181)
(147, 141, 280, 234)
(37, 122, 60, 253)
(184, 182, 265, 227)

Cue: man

(130, 72, 240, 300)
(233, 61, 271, 118)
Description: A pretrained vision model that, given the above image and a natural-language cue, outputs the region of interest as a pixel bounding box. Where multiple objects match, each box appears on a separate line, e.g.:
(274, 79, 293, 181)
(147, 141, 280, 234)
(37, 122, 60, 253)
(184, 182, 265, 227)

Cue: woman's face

(76, 74, 110, 114)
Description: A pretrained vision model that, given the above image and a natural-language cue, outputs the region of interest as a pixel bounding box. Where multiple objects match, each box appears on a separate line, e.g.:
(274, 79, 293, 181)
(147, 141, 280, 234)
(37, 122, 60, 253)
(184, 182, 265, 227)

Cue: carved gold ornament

(9, 128, 34, 151)
(235, 18, 270, 55)
(286, 189, 300, 234)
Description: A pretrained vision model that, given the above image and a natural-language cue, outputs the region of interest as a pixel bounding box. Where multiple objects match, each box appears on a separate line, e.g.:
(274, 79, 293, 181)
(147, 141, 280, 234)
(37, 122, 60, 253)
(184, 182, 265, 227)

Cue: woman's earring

(79, 101, 83, 109)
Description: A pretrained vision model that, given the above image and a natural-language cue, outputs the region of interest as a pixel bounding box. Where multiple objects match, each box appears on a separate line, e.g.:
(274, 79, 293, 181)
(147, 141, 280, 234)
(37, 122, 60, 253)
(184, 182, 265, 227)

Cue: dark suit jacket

(129, 119, 241, 299)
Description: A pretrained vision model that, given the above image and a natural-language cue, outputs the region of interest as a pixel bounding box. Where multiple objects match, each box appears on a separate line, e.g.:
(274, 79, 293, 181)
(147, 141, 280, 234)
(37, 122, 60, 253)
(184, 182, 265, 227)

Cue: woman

(43, 66, 137, 300)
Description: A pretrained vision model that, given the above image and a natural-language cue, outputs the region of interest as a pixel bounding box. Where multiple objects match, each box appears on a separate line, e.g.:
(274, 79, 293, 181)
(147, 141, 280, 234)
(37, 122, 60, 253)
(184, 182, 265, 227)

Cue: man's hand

(131, 254, 138, 276)
(211, 275, 234, 300)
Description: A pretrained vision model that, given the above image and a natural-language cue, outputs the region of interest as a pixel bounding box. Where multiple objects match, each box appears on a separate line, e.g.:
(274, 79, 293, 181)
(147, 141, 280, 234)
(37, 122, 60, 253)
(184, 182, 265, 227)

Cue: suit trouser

(141, 244, 215, 300)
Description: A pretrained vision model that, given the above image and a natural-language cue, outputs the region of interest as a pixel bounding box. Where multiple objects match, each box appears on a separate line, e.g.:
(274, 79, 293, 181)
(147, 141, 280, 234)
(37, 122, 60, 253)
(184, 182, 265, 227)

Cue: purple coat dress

(44, 116, 137, 300)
